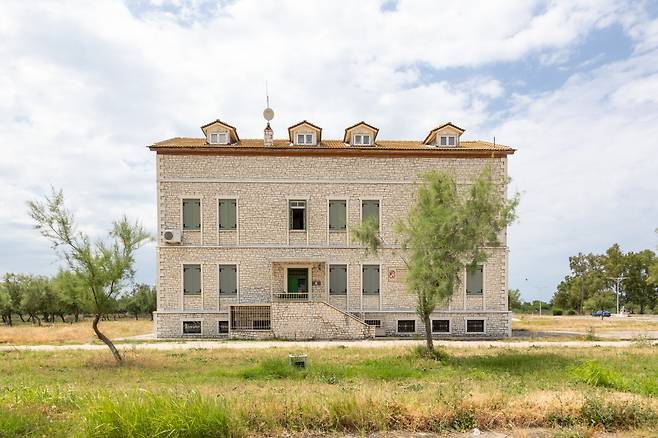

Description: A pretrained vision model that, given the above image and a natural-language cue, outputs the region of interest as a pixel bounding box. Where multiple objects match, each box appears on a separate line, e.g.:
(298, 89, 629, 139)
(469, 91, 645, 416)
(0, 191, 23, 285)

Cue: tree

(0, 283, 12, 325)
(52, 270, 88, 322)
(351, 167, 518, 353)
(508, 288, 522, 309)
(622, 250, 657, 314)
(123, 284, 157, 320)
(20, 275, 53, 325)
(28, 188, 151, 362)
(3, 273, 27, 323)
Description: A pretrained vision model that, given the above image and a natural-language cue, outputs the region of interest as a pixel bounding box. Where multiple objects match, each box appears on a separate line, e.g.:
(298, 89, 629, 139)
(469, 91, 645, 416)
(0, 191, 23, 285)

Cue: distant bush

(552, 308, 563, 316)
(567, 309, 577, 315)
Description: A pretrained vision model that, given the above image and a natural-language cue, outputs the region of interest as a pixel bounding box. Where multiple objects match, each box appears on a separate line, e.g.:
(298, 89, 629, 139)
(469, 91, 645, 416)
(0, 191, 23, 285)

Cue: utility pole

(608, 276, 624, 315)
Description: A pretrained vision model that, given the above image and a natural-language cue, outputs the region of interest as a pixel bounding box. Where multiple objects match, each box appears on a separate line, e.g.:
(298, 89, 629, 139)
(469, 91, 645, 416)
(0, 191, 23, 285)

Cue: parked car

(591, 310, 611, 317)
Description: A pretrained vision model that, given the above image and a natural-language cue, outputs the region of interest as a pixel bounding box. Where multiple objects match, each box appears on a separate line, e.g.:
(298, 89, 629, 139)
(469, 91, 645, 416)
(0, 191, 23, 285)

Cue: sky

(1, 0, 658, 302)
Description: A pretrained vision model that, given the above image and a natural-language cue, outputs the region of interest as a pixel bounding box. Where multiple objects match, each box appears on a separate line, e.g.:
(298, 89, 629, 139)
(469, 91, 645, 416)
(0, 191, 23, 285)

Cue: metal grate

(364, 319, 381, 327)
(230, 305, 271, 331)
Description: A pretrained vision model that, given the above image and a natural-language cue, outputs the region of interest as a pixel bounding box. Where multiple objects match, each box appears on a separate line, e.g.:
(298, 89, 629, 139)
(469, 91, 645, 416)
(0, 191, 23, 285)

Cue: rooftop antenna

(493, 136, 496, 146)
(263, 80, 274, 122)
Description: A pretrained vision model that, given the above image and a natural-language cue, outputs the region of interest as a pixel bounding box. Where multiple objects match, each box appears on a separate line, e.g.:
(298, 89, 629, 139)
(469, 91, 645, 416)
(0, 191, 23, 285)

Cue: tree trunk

(134, 314, 138, 320)
(19, 314, 26, 322)
(150, 312, 154, 321)
(423, 313, 434, 353)
(74, 312, 79, 323)
(7, 314, 12, 326)
(32, 314, 41, 326)
(92, 313, 122, 363)
(59, 314, 66, 323)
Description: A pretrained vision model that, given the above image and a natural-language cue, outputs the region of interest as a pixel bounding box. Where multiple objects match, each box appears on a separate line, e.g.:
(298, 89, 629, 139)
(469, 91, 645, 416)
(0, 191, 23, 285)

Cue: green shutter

(362, 265, 380, 295)
(466, 265, 484, 295)
(219, 265, 237, 294)
(183, 199, 201, 230)
(329, 265, 347, 295)
(362, 200, 379, 227)
(219, 199, 237, 230)
(329, 200, 346, 230)
(183, 264, 201, 295)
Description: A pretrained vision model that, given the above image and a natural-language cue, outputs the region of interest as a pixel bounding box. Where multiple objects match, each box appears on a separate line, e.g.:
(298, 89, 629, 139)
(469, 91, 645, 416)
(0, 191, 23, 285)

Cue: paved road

(1, 338, 656, 352)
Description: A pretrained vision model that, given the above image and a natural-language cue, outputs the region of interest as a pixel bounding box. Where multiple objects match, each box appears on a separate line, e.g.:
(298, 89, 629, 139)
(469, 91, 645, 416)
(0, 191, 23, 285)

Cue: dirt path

(1, 338, 656, 352)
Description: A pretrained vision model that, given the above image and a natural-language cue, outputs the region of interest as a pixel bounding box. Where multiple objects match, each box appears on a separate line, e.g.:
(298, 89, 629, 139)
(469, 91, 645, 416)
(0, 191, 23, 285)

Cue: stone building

(149, 116, 515, 339)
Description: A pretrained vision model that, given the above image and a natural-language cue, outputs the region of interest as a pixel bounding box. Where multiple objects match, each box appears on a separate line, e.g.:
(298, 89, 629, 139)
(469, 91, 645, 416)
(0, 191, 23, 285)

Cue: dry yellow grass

(512, 314, 658, 333)
(0, 318, 153, 345)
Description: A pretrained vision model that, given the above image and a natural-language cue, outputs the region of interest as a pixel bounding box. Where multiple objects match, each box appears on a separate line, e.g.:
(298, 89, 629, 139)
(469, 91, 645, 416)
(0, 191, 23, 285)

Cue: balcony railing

(274, 292, 309, 301)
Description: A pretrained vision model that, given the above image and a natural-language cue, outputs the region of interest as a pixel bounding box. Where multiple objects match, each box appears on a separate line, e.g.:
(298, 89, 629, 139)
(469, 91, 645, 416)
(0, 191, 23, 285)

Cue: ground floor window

(230, 306, 271, 331)
(287, 268, 309, 294)
(466, 319, 485, 333)
(218, 320, 229, 334)
(365, 319, 381, 327)
(397, 319, 415, 333)
(182, 320, 201, 334)
(432, 319, 450, 333)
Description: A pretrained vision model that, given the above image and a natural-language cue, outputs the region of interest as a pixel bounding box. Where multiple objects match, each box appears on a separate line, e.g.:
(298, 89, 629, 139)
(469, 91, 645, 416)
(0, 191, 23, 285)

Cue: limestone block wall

(271, 302, 374, 340)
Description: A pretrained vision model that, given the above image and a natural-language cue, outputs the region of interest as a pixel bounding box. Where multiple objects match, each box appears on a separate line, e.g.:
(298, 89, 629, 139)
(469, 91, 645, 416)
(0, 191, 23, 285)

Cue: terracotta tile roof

(150, 137, 514, 152)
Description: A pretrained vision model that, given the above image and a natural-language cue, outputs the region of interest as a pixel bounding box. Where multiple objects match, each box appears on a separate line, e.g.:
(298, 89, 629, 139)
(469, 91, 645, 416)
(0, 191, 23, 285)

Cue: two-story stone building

(149, 116, 515, 339)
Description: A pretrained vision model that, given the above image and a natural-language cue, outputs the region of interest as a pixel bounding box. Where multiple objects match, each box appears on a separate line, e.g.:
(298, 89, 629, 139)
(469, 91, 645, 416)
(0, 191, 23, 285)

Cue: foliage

(552, 243, 658, 314)
(508, 288, 522, 309)
(351, 167, 518, 352)
(552, 308, 563, 316)
(121, 284, 157, 320)
(28, 188, 151, 361)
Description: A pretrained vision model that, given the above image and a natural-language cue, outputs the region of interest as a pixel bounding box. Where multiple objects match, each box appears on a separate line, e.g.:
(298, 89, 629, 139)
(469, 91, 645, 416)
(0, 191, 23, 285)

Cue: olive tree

(28, 189, 151, 362)
(352, 167, 518, 353)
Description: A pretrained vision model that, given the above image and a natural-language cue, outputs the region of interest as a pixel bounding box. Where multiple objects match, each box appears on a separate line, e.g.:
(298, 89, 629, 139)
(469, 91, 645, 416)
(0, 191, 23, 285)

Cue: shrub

(580, 397, 658, 430)
(567, 309, 577, 315)
(573, 360, 622, 389)
(411, 345, 449, 362)
(552, 308, 563, 316)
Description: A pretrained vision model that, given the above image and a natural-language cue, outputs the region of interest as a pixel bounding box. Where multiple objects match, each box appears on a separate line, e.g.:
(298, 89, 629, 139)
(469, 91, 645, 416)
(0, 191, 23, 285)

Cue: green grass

(0, 346, 656, 436)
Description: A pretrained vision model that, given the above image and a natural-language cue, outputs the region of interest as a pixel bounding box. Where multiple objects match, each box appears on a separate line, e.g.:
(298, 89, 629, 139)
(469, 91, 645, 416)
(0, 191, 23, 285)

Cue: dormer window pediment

(344, 121, 379, 146)
(201, 119, 239, 145)
(288, 120, 322, 146)
(423, 122, 465, 147)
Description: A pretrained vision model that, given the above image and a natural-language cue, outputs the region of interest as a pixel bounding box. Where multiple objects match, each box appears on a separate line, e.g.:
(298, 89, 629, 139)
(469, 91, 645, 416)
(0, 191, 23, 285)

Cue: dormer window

(439, 135, 457, 147)
(295, 133, 315, 145)
(209, 132, 229, 145)
(352, 134, 371, 146)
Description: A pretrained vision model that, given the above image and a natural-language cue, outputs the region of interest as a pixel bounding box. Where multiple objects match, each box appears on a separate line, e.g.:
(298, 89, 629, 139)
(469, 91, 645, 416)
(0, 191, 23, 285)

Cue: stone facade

(151, 120, 514, 339)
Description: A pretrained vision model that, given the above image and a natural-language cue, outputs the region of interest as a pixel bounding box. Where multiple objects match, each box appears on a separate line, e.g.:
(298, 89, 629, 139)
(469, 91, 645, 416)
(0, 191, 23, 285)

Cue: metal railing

(274, 292, 309, 301)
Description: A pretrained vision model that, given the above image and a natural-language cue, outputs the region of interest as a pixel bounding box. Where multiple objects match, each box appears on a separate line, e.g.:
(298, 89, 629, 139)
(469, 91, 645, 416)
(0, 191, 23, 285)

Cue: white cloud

(0, 0, 656, 300)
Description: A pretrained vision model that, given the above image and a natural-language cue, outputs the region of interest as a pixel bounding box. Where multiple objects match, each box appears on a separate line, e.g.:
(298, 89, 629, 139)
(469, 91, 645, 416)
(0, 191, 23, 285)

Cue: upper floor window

(219, 199, 237, 230)
(329, 264, 347, 295)
(439, 135, 456, 147)
(466, 264, 484, 295)
(182, 199, 201, 230)
(362, 265, 380, 295)
(209, 132, 229, 144)
(352, 134, 371, 146)
(296, 133, 315, 145)
(289, 200, 306, 230)
(183, 264, 201, 295)
(219, 264, 237, 295)
(328, 200, 347, 230)
(361, 200, 380, 228)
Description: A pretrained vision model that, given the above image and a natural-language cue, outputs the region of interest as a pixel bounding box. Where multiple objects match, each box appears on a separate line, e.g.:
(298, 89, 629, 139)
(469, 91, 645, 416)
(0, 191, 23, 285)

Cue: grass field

(1, 346, 656, 437)
(0, 319, 153, 345)
(512, 314, 658, 333)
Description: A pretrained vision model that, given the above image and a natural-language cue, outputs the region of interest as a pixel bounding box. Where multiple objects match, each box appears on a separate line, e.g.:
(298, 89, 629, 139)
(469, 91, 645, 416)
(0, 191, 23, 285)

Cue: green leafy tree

(28, 188, 151, 362)
(0, 283, 12, 325)
(583, 290, 616, 313)
(20, 275, 52, 326)
(622, 250, 657, 314)
(123, 284, 157, 320)
(351, 167, 518, 353)
(3, 273, 27, 323)
(52, 270, 88, 322)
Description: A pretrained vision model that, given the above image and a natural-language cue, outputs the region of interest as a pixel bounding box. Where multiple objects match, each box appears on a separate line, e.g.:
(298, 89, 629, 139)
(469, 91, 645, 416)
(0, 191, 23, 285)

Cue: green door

(287, 268, 308, 293)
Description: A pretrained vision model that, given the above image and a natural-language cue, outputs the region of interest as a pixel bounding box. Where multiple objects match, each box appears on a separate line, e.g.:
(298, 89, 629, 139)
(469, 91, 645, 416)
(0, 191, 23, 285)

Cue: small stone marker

(289, 353, 308, 368)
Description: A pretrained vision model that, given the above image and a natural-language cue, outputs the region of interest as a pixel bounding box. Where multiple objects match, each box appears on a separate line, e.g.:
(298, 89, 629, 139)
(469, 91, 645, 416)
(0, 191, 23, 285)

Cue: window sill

(219, 292, 238, 296)
(329, 293, 347, 297)
(183, 229, 201, 232)
(362, 293, 380, 296)
(183, 293, 202, 296)
(289, 229, 307, 233)
(328, 229, 347, 233)
(219, 228, 237, 232)
(466, 293, 483, 296)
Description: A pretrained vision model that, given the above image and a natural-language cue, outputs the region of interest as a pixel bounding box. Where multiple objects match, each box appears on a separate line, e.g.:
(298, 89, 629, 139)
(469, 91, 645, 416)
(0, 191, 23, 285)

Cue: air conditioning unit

(162, 228, 181, 244)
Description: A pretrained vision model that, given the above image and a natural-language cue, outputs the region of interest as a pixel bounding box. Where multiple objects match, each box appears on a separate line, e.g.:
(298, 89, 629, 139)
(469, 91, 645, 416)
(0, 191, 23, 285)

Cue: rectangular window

(397, 320, 415, 333)
(183, 321, 201, 334)
(361, 200, 379, 227)
(183, 264, 201, 295)
(440, 136, 456, 146)
(365, 319, 381, 327)
(448, 136, 455, 146)
(218, 321, 229, 334)
(466, 265, 484, 295)
(329, 264, 347, 295)
(353, 134, 371, 145)
(296, 133, 315, 145)
(219, 265, 237, 294)
(218, 199, 237, 230)
(328, 200, 347, 230)
(432, 319, 450, 333)
(362, 265, 380, 295)
(466, 319, 485, 333)
(289, 200, 306, 230)
(230, 306, 271, 331)
(287, 268, 309, 294)
(209, 132, 228, 144)
(182, 198, 201, 230)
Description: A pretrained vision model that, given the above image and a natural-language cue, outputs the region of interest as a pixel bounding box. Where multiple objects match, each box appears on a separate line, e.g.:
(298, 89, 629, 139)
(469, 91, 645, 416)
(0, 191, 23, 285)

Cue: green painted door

(287, 268, 308, 293)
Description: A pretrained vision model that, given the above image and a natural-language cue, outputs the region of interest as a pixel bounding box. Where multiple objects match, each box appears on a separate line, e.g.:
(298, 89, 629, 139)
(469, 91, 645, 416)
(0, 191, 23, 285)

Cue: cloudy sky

(1, 0, 657, 301)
